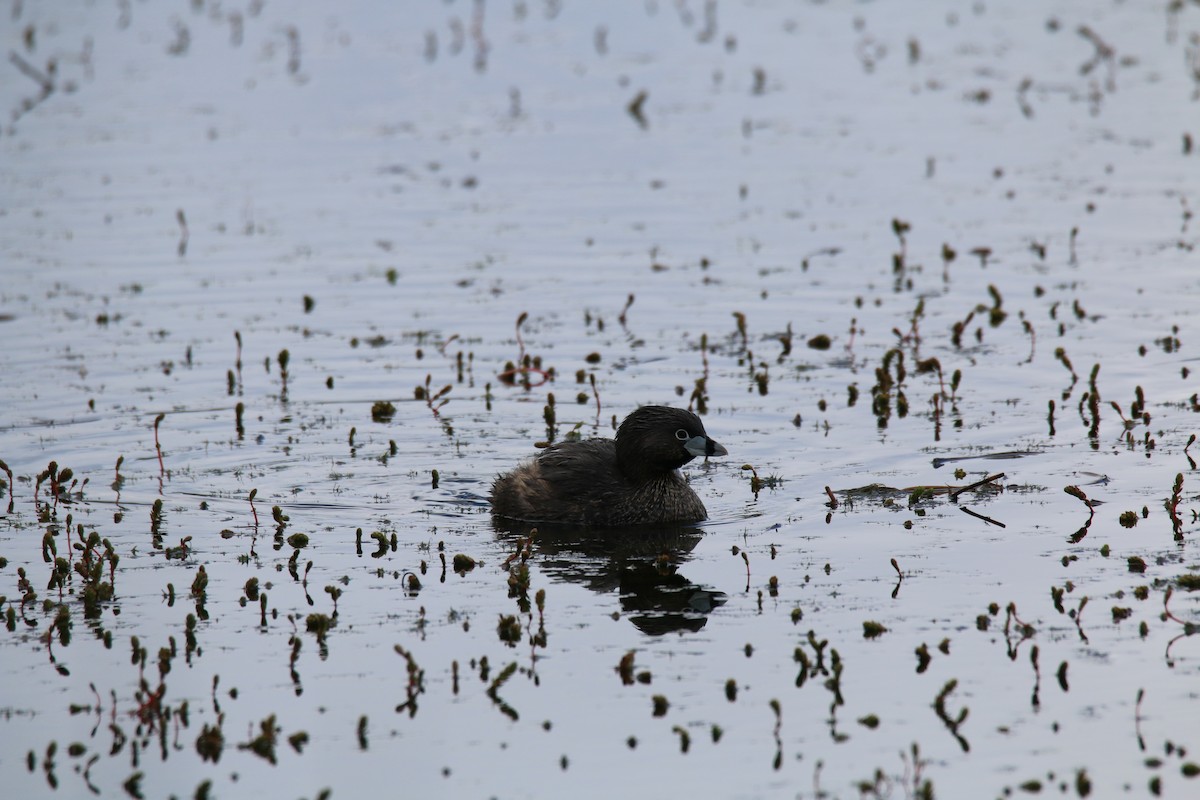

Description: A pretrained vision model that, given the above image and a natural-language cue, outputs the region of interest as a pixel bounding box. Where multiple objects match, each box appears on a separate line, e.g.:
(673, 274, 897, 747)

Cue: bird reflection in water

(493, 518, 726, 635)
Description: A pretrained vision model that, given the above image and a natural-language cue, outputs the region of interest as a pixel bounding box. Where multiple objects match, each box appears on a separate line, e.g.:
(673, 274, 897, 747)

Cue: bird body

(490, 406, 727, 526)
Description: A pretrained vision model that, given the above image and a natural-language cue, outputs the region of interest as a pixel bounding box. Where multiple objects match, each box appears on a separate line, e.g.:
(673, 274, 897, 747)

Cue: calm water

(2, 1, 1198, 798)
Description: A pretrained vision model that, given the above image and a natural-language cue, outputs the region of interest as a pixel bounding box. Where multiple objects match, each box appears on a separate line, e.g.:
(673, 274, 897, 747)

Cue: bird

(490, 405, 727, 526)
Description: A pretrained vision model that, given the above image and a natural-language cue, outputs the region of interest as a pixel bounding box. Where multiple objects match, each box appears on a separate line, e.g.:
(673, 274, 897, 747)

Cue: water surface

(2, 1, 1199, 798)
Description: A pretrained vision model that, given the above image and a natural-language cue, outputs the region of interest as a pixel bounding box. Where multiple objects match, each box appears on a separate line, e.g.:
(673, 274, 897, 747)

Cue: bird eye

(675, 429, 690, 441)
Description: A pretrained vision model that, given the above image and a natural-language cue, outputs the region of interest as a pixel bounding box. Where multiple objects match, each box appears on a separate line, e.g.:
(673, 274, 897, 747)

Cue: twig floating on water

(949, 472, 1005, 501)
(959, 506, 1005, 528)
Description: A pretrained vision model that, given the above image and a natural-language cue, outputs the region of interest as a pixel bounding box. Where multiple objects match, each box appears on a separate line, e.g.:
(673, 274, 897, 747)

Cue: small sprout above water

(306, 613, 333, 645)
(496, 614, 521, 646)
(152, 413, 166, 476)
(672, 726, 690, 753)
(769, 698, 783, 769)
(1166, 472, 1184, 541)
(732, 311, 747, 350)
(807, 334, 831, 350)
(742, 464, 763, 496)
(191, 565, 208, 600)
(616, 651, 636, 685)
(371, 401, 396, 423)
(416, 374, 452, 416)
(933, 679, 970, 753)
(626, 90, 648, 128)
(777, 323, 793, 358)
(394, 645, 426, 717)
(401, 571, 421, 593)
(863, 621, 888, 639)
(915, 643, 932, 673)
(165, 536, 191, 560)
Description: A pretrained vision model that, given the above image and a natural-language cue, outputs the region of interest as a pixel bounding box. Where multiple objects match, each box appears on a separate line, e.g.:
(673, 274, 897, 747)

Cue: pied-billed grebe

(490, 405, 728, 526)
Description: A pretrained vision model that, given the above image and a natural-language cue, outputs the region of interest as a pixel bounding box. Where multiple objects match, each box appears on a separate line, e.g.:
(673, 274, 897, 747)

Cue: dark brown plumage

(490, 406, 728, 526)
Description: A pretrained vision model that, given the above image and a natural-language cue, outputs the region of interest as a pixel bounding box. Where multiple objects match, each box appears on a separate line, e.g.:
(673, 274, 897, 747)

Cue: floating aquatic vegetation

(370, 401, 396, 423)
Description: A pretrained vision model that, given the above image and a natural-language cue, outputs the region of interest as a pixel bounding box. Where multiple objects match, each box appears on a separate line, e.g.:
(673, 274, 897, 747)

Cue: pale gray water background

(2, 1, 1199, 798)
